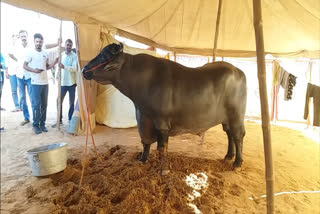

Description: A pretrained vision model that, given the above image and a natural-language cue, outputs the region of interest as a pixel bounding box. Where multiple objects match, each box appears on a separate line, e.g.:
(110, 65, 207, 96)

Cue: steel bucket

(27, 142, 68, 176)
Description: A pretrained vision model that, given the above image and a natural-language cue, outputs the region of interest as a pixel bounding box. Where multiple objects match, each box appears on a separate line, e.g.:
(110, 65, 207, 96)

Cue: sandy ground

(0, 81, 319, 214)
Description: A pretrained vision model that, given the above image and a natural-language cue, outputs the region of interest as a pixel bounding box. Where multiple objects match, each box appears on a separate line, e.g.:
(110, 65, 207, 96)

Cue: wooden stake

(57, 20, 62, 130)
(212, 0, 223, 61)
(253, 1, 274, 213)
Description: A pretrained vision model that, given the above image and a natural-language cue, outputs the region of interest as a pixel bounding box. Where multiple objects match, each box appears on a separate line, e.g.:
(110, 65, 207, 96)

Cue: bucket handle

(33, 154, 40, 162)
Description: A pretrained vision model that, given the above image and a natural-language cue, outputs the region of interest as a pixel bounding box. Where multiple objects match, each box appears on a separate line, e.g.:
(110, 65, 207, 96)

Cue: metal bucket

(27, 142, 68, 176)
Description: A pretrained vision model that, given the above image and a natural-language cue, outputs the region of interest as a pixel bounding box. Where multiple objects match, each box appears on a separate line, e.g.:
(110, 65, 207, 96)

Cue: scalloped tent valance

(3, 0, 319, 58)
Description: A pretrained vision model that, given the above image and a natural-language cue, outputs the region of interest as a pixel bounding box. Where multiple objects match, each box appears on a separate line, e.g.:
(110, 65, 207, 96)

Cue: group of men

(1, 30, 78, 134)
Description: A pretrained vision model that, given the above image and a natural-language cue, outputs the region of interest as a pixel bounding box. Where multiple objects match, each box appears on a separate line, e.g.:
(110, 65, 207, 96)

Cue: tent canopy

(4, 0, 319, 58)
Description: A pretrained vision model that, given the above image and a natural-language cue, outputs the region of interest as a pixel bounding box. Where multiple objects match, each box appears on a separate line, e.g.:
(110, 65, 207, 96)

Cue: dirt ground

(0, 83, 319, 214)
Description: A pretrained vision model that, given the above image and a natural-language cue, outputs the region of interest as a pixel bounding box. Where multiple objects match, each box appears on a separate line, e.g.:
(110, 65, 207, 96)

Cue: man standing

(0, 53, 7, 111)
(9, 30, 32, 125)
(9, 30, 60, 126)
(23, 33, 58, 134)
(0, 53, 6, 131)
(6, 34, 21, 112)
(57, 39, 78, 125)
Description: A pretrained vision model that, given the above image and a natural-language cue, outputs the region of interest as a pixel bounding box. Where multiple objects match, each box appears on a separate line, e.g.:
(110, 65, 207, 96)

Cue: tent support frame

(212, 0, 223, 61)
(57, 20, 62, 130)
(253, 0, 275, 213)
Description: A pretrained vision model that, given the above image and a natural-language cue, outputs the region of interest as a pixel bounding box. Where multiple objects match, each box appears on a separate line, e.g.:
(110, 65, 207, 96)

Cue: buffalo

(82, 43, 247, 175)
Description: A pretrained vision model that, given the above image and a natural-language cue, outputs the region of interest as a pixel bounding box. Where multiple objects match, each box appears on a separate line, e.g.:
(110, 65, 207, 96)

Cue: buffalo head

(82, 43, 124, 84)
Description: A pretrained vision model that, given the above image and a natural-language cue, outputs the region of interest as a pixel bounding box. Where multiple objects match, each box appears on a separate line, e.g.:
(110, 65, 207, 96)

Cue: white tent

(3, 0, 319, 58)
(3, 1, 319, 213)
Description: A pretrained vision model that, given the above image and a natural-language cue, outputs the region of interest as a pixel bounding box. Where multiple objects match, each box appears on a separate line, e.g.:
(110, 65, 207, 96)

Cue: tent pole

(212, 0, 223, 61)
(74, 24, 81, 66)
(253, 1, 274, 213)
(57, 20, 62, 130)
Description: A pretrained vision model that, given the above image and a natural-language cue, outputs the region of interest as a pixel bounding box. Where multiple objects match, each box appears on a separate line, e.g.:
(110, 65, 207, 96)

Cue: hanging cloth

(278, 65, 297, 101)
(270, 60, 298, 121)
(304, 83, 320, 127)
(271, 61, 280, 120)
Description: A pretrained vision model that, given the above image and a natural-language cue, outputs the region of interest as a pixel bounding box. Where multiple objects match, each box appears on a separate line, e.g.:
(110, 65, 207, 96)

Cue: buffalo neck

(111, 53, 135, 99)
(112, 53, 154, 105)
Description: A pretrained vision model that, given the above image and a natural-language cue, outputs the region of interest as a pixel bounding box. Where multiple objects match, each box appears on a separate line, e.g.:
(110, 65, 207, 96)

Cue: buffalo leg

(156, 130, 170, 176)
(135, 107, 156, 163)
(138, 143, 151, 163)
(222, 124, 235, 161)
(230, 123, 245, 169)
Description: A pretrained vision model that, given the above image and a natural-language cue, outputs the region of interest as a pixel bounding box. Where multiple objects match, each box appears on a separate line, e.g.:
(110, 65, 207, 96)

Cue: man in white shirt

(56, 39, 78, 125)
(9, 30, 32, 125)
(23, 33, 58, 134)
(9, 30, 60, 126)
(6, 33, 21, 112)
(0, 53, 7, 111)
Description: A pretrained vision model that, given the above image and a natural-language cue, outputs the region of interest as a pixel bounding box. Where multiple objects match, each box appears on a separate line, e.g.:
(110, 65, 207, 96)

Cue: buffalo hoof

(223, 155, 234, 163)
(136, 152, 142, 159)
(232, 160, 243, 171)
(224, 153, 234, 163)
(233, 166, 242, 172)
(137, 152, 147, 163)
(161, 169, 170, 176)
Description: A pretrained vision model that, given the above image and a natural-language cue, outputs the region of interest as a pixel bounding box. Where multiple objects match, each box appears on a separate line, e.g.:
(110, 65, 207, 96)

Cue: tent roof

(4, 0, 319, 58)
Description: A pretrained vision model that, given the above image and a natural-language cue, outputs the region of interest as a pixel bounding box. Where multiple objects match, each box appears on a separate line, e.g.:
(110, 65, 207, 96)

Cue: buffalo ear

(110, 43, 124, 55)
(118, 42, 123, 53)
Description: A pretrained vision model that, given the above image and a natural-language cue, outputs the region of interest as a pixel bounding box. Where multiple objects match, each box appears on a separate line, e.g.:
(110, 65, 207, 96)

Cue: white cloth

(25, 49, 49, 85)
(15, 43, 31, 79)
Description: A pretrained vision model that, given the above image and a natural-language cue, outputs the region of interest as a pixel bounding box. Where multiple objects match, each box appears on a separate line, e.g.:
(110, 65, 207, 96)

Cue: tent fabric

(3, 0, 319, 58)
(95, 85, 137, 128)
(77, 24, 102, 67)
(71, 24, 101, 134)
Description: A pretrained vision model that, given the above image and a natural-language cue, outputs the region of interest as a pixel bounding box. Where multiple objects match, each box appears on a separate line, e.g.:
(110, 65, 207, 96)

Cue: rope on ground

(79, 77, 103, 187)
(249, 190, 320, 200)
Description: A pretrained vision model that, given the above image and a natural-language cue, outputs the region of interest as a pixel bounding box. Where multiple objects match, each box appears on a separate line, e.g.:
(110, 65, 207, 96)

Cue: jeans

(17, 77, 32, 121)
(9, 75, 19, 108)
(0, 72, 4, 99)
(31, 84, 48, 128)
(58, 84, 76, 122)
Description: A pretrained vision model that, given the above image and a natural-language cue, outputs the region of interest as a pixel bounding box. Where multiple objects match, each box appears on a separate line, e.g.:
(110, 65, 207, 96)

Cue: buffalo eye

(100, 52, 108, 61)
(109, 44, 121, 55)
